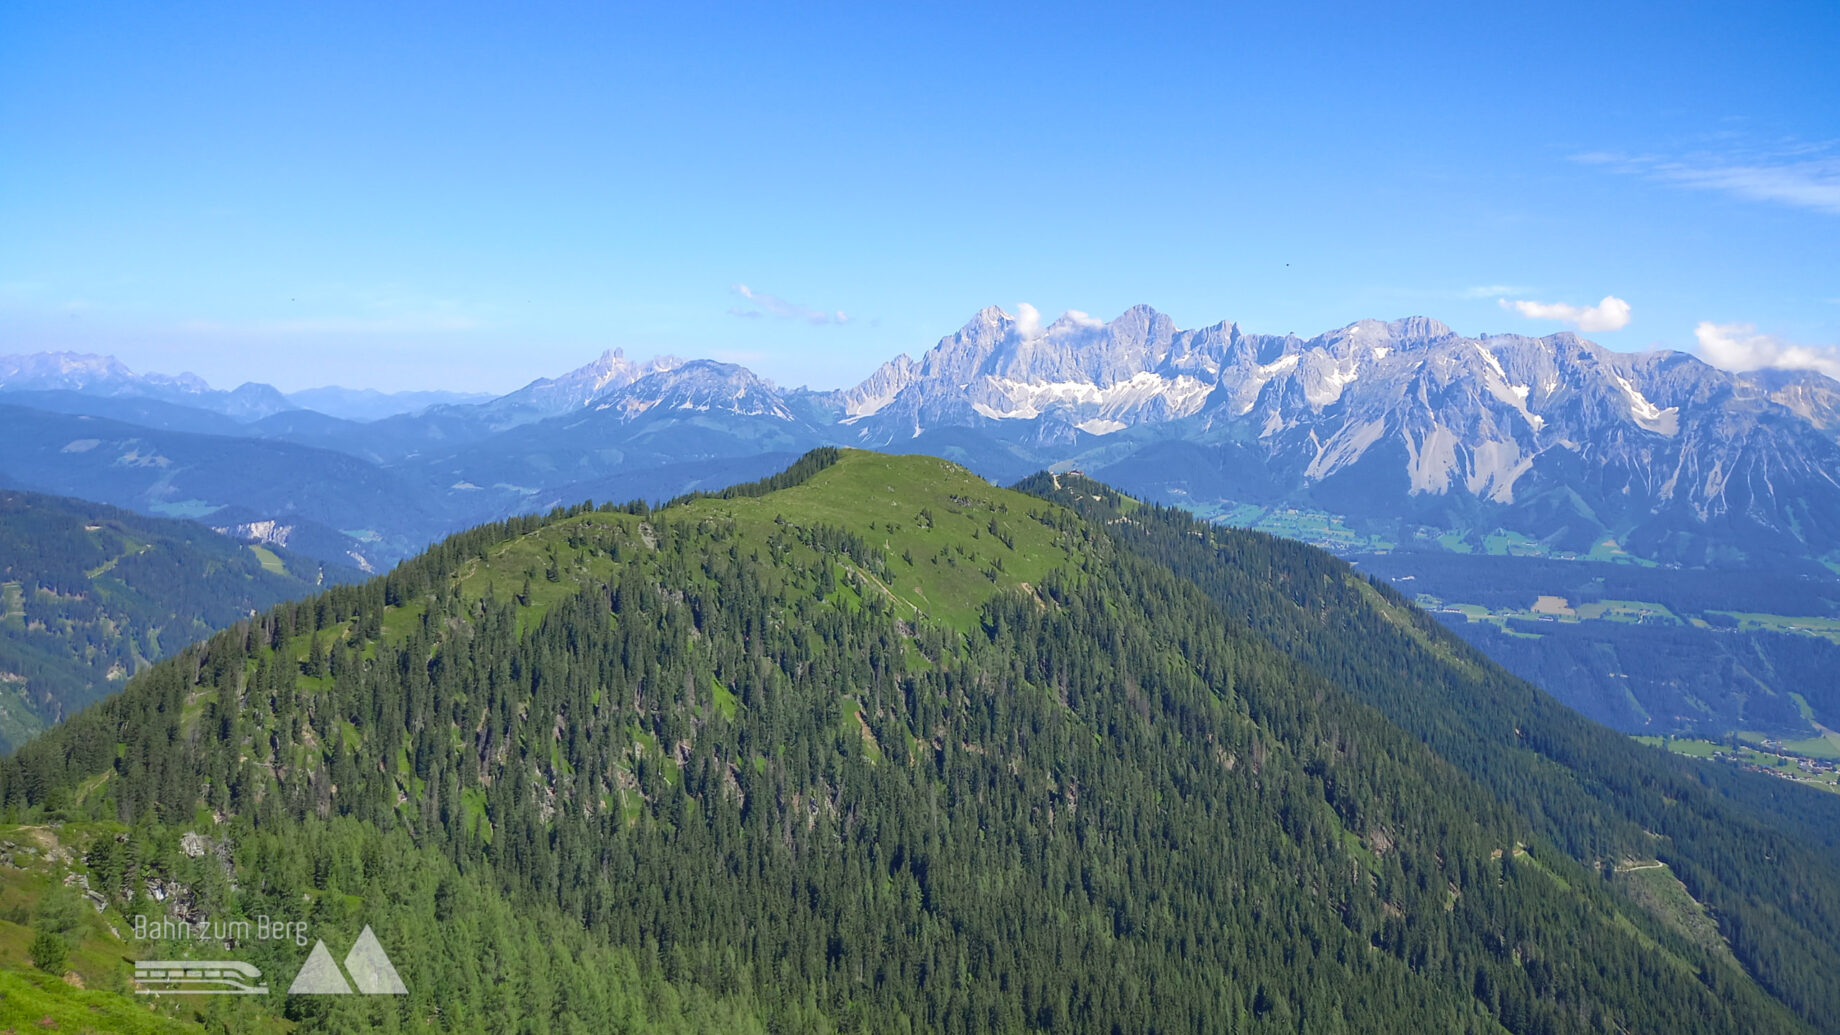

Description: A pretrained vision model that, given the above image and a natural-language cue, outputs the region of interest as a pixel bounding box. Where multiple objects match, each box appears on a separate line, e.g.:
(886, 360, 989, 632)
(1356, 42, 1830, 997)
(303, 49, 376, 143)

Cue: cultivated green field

(1635, 736, 1840, 790)
(247, 544, 289, 575)
(1709, 611, 1840, 643)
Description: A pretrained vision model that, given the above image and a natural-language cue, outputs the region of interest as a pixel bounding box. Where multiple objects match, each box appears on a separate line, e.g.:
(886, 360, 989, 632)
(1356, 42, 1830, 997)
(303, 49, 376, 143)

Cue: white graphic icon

(134, 959, 268, 995)
(344, 926, 409, 994)
(287, 941, 351, 994)
(288, 926, 407, 995)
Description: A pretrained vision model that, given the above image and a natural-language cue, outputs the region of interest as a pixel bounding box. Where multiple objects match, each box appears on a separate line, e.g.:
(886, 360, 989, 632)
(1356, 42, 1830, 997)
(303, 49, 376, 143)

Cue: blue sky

(2, 1, 1836, 393)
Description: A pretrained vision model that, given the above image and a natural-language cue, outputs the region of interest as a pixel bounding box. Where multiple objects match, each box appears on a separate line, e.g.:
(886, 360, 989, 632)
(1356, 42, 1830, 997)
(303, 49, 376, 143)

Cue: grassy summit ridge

(0, 450, 1825, 1032)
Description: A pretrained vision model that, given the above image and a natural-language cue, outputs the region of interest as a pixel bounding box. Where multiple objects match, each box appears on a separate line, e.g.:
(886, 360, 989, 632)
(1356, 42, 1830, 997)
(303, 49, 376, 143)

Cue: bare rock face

(472, 348, 684, 429)
(593, 360, 798, 422)
(830, 306, 1840, 564)
(180, 831, 210, 858)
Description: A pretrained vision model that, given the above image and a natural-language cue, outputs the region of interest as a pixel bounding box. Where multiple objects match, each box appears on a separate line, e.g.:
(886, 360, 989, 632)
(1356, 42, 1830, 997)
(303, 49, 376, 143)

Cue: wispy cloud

(728, 284, 848, 325)
(1575, 142, 1840, 215)
(1694, 321, 1840, 380)
(1665, 160, 1840, 214)
(1499, 295, 1632, 332)
(1461, 284, 1532, 300)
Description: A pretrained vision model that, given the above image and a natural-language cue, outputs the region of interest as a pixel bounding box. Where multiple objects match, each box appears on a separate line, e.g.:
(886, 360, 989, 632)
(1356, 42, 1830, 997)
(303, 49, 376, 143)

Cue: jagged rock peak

(600, 359, 796, 422)
(841, 354, 920, 420)
(1106, 304, 1179, 340)
(970, 305, 1014, 331)
(634, 358, 768, 386)
(1388, 316, 1455, 342)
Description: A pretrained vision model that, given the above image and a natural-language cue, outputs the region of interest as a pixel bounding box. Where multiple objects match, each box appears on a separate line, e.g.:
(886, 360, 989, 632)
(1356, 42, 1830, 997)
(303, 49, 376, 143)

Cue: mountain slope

(0, 450, 1828, 1032)
(0, 404, 444, 569)
(1023, 472, 1840, 1023)
(0, 489, 350, 751)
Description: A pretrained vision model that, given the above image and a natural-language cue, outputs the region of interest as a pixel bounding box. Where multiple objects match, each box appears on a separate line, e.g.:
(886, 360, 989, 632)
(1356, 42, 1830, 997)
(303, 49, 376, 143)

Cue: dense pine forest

(0, 450, 1836, 1032)
(0, 489, 344, 751)
(1022, 472, 1840, 1027)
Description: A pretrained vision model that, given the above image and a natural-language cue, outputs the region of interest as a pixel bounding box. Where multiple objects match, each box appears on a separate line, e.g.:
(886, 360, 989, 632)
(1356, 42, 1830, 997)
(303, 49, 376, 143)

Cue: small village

(1708, 743, 1840, 792)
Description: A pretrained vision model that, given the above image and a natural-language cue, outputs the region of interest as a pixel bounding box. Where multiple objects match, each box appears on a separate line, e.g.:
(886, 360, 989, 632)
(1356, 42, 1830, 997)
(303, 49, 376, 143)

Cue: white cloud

(1499, 295, 1632, 332)
(1060, 309, 1104, 329)
(1694, 321, 1840, 380)
(728, 284, 848, 325)
(1013, 302, 1042, 338)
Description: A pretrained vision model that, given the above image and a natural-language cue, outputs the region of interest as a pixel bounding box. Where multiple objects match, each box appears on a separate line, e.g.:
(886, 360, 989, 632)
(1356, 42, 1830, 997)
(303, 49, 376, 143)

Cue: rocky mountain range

(838, 306, 1840, 568)
(9, 306, 1840, 575)
(5, 306, 1839, 737)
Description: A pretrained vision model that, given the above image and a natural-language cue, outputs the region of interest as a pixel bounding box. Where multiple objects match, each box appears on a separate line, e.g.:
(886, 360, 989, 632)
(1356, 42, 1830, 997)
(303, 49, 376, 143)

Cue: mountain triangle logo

(287, 926, 407, 995)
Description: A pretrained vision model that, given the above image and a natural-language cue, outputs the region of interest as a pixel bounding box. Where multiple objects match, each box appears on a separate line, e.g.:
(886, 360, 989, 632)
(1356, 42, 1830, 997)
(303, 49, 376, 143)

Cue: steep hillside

(0, 490, 349, 750)
(1024, 472, 1840, 1024)
(0, 404, 442, 570)
(0, 450, 1831, 1032)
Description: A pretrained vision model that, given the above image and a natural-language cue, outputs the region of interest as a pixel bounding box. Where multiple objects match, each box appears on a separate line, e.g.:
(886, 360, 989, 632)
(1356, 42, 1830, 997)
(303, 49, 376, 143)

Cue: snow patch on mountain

(1473, 344, 1509, 383)
(1612, 372, 1678, 433)
(975, 372, 1213, 421)
(596, 361, 799, 423)
(1304, 357, 1362, 407)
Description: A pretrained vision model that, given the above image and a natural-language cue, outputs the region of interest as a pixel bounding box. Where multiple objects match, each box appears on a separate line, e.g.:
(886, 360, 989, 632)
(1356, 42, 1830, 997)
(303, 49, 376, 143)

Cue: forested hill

(0, 450, 1831, 1032)
(1021, 471, 1840, 1026)
(0, 489, 349, 751)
